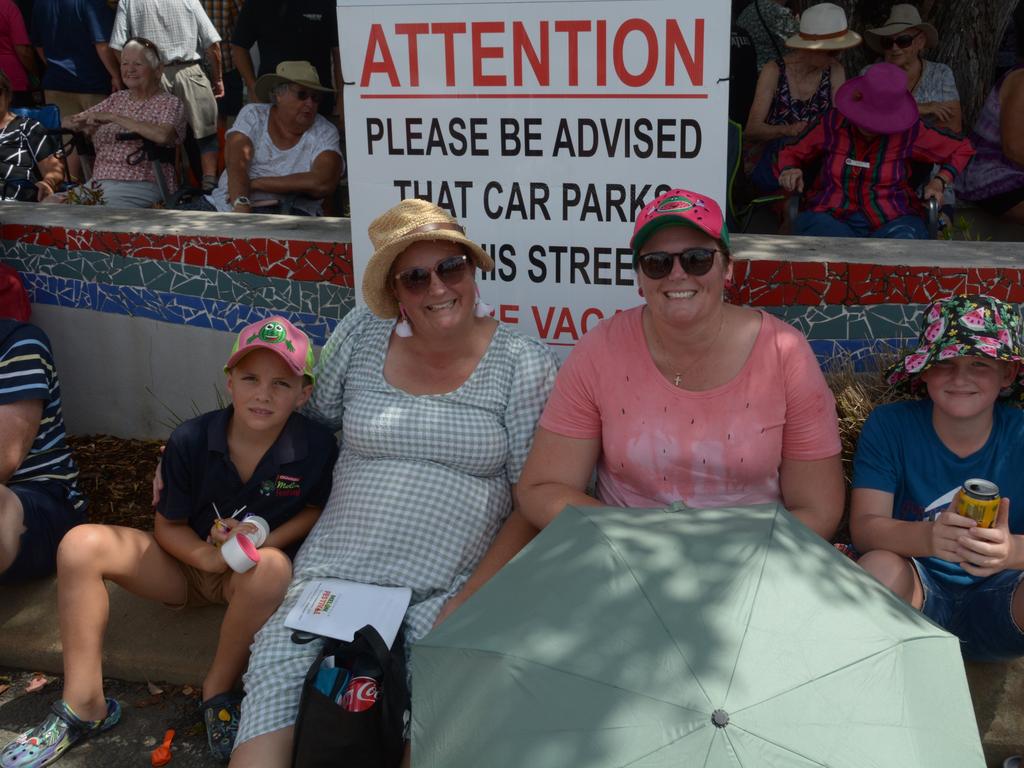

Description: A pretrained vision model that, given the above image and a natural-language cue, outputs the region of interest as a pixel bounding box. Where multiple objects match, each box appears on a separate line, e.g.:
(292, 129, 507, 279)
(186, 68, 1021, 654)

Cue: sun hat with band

(885, 295, 1024, 401)
(362, 198, 494, 319)
(834, 62, 919, 135)
(224, 316, 316, 385)
(865, 4, 939, 54)
(785, 3, 862, 51)
(630, 188, 730, 265)
(254, 60, 335, 103)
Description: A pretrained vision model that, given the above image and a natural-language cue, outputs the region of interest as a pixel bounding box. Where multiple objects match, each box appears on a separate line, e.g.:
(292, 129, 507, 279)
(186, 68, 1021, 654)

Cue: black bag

(292, 625, 410, 768)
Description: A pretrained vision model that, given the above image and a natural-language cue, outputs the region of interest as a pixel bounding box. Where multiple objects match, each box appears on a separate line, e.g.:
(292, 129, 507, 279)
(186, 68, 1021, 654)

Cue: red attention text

(360, 19, 705, 89)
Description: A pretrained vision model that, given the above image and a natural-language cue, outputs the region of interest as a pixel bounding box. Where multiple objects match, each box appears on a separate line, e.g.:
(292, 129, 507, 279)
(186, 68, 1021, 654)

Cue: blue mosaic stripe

(4, 243, 354, 322)
(22, 272, 343, 346)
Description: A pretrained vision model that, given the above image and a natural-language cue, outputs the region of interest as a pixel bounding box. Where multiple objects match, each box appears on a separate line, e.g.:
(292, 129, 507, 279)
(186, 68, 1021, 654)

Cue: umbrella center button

(711, 709, 730, 728)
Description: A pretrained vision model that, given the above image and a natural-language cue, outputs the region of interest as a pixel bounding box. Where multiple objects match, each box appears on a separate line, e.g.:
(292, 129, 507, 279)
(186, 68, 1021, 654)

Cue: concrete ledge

(0, 578, 223, 685)
(968, 661, 1024, 767)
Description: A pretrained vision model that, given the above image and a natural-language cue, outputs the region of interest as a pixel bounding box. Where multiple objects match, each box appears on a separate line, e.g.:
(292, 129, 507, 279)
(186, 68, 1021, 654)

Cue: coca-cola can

(340, 676, 379, 712)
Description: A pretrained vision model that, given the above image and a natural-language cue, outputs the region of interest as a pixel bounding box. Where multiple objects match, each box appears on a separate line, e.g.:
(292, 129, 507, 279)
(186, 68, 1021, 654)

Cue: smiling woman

(518, 186, 845, 540)
(227, 198, 558, 767)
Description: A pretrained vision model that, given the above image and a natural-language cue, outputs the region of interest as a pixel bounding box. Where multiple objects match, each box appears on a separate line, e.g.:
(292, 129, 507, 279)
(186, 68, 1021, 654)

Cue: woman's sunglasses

(880, 32, 920, 50)
(393, 254, 470, 293)
(637, 248, 718, 280)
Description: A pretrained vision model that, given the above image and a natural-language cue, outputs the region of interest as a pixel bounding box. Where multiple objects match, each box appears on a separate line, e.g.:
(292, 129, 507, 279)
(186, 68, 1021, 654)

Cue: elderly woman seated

(47, 37, 185, 209)
(182, 61, 343, 216)
(0, 71, 63, 201)
(777, 63, 974, 239)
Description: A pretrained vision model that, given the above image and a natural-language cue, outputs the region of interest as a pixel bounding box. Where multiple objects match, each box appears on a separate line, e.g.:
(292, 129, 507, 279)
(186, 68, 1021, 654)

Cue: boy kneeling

(852, 295, 1024, 661)
(0, 317, 337, 767)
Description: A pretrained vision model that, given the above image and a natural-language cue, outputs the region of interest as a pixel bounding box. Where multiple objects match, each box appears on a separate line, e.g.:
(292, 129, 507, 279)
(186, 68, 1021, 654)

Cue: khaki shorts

(161, 62, 217, 140)
(44, 90, 106, 119)
(167, 561, 233, 609)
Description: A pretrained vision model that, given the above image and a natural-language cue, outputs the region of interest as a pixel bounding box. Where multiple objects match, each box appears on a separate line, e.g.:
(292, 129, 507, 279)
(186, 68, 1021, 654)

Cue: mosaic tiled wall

(726, 259, 1024, 360)
(1, 223, 355, 347)
(4, 220, 1023, 361)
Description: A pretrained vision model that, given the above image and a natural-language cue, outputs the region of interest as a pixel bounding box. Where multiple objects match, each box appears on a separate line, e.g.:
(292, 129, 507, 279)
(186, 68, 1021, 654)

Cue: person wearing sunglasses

(777, 62, 974, 239)
(863, 4, 960, 134)
(181, 60, 343, 216)
(226, 198, 557, 767)
(519, 188, 844, 544)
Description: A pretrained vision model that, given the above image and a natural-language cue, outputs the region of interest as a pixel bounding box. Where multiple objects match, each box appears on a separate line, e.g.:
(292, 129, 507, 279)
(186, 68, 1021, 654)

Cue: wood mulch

(67, 435, 164, 530)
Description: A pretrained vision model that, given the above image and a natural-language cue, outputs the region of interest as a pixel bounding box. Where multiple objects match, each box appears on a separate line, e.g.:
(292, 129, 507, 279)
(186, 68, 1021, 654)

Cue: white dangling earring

(474, 286, 493, 318)
(395, 305, 413, 337)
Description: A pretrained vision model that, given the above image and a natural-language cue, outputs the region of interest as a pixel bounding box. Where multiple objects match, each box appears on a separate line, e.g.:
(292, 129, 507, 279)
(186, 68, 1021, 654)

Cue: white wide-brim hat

(865, 4, 939, 53)
(786, 2, 863, 51)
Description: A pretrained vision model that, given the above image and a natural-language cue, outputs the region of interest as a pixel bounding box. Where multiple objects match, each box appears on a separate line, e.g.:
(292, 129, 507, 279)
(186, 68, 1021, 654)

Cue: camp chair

(726, 120, 784, 233)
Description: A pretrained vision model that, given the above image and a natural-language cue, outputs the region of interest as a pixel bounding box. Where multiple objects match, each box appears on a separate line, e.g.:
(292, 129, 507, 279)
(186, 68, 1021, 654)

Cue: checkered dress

(236, 308, 557, 745)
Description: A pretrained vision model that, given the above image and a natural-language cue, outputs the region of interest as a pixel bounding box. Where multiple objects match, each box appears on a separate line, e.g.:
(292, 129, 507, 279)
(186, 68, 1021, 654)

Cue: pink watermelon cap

(224, 316, 316, 384)
(630, 188, 731, 265)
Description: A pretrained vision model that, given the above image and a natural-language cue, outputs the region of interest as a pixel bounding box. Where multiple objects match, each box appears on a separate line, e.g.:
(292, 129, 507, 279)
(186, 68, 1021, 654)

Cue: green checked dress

(236, 308, 557, 745)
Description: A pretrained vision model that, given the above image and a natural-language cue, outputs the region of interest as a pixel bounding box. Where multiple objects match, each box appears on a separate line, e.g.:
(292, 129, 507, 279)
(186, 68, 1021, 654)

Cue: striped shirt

(777, 108, 975, 230)
(0, 321, 85, 513)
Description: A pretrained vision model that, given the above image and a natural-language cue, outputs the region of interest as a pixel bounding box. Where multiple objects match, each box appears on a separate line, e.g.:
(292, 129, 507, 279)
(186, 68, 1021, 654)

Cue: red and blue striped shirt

(777, 109, 975, 229)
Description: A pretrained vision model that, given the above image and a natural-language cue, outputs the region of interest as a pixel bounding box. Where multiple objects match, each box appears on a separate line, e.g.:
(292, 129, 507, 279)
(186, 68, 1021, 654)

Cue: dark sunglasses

(393, 254, 470, 293)
(637, 248, 718, 280)
(291, 87, 323, 104)
(880, 32, 919, 49)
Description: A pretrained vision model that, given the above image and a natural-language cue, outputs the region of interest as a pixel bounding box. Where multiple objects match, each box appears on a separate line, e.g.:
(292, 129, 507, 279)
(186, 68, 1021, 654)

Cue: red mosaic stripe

(1, 224, 353, 287)
(728, 261, 1024, 307)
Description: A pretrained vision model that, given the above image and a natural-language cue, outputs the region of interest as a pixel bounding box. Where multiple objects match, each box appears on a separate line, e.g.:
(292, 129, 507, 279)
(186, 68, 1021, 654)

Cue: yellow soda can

(956, 479, 1000, 528)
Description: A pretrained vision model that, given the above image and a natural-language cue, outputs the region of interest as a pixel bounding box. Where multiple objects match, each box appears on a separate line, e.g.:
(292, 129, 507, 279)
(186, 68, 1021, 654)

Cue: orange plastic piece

(151, 728, 175, 767)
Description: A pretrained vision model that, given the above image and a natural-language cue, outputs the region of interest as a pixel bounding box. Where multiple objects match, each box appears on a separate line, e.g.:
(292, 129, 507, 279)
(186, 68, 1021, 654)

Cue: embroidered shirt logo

(275, 474, 301, 496)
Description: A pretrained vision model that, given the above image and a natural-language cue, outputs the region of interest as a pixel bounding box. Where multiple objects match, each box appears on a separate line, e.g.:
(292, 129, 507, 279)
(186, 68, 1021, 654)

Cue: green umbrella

(412, 504, 984, 767)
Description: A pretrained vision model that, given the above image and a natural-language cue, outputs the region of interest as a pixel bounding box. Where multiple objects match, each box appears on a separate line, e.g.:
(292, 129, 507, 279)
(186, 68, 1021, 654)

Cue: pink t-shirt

(0, 0, 30, 91)
(539, 307, 841, 509)
(84, 90, 186, 189)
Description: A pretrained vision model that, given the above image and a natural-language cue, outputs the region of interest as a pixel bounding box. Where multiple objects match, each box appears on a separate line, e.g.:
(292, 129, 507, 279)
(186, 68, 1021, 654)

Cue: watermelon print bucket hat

(885, 295, 1024, 400)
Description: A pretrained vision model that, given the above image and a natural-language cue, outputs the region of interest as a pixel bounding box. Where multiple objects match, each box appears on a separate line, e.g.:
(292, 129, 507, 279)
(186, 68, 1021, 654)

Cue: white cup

(221, 533, 261, 573)
(241, 515, 269, 547)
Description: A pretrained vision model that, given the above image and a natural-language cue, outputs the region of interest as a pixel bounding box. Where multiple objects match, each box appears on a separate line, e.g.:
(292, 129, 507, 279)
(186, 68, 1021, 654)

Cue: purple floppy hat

(834, 62, 919, 135)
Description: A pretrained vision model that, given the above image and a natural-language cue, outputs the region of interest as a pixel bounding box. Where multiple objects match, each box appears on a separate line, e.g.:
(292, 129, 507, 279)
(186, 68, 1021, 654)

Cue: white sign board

(338, 0, 730, 352)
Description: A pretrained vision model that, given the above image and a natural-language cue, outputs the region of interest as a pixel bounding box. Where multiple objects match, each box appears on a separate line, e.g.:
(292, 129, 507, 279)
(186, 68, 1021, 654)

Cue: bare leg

(57, 524, 187, 720)
(228, 726, 293, 768)
(0, 485, 25, 575)
(858, 549, 925, 608)
(202, 547, 292, 700)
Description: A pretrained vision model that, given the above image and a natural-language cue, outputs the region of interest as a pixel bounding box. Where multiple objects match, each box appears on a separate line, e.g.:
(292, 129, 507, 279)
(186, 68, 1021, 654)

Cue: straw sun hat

(361, 199, 494, 319)
(785, 2, 862, 51)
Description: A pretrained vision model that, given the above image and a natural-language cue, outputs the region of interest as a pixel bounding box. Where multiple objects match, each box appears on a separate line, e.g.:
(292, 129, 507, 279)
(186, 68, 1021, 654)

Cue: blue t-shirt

(852, 399, 1024, 588)
(31, 0, 114, 94)
(158, 407, 338, 545)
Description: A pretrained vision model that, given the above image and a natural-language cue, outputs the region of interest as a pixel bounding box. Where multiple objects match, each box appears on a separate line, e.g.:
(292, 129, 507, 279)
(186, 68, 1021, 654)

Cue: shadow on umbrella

(413, 503, 985, 767)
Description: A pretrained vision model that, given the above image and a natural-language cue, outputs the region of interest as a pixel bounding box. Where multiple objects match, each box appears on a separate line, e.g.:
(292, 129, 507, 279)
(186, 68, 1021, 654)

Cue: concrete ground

(0, 667, 220, 767)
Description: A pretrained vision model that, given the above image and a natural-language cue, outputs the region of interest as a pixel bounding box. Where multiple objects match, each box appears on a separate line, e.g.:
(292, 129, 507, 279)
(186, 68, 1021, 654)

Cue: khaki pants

(160, 62, 217, 140)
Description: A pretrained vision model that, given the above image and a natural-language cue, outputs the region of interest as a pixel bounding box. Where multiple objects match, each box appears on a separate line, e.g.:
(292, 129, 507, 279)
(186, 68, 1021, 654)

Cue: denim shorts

(913, 559, 1024, 661)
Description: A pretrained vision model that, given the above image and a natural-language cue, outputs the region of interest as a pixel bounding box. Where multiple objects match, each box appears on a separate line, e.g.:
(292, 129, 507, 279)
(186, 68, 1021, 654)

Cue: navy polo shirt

(158, 407, 338, 541)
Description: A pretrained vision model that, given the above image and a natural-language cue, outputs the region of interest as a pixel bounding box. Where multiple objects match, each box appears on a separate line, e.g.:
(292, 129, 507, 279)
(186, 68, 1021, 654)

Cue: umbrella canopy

(412, 503, 984, 767)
